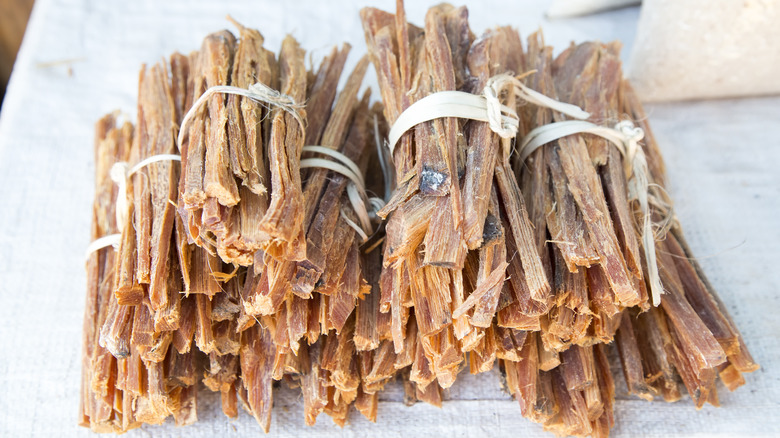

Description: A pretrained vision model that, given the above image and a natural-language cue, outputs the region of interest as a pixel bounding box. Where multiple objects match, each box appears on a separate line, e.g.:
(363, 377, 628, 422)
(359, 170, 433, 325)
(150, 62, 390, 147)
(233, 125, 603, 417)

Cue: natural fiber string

(298, 114, 392, 243)
(175, 82, 380, 239)
(386, 69, 670, 305)
(85, 154, 182, 258)
(84, 234, 125, 259)
(177, 83, 305, 153)
(519, 119, 671, 307)
(386, 72, 591, 156)
(88, 82, 305, 258)
(300, 145, 385, 242)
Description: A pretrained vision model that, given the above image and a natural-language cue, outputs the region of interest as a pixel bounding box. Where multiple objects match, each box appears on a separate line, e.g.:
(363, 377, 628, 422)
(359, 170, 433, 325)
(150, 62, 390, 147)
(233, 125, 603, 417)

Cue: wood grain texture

(0, 1, 777, 437)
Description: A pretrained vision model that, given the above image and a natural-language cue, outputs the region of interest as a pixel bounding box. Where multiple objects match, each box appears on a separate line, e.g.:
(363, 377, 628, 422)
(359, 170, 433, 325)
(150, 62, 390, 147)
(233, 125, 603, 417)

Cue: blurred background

(0, 0, 34, 110)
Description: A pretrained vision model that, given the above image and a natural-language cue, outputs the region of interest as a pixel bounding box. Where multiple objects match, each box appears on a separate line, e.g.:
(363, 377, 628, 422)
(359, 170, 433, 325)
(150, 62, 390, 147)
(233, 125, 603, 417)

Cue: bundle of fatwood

(360, 2, 758, 437)
(81, 5, 758, 438)
(80, 20, 394, 433)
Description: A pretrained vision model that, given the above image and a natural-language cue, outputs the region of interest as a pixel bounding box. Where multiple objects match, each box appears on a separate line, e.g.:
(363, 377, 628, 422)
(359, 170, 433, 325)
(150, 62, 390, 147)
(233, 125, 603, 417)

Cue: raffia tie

(386, 72, 670, 307)
(87, 82, 305, 258)
(520, 119, 669, 307)
(300, 146, 385, 242)
(177, 82, 305, 153)
(84, 155, 182, 258)
(386, 72, 591, 156)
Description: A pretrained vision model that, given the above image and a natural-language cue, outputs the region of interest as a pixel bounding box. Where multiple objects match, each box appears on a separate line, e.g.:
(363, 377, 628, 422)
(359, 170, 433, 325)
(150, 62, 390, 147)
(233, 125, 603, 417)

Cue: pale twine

(299, 115, 391, 243)
(87, 76, 668, 307)
(520, 119, 670, 307)
(85, 155, 182, 258)
(177, 83, 305, 153)
(88, 81, 306, 258)
(386, 73, 591, 156)
(300, 146, 386, 242)
(386, 72, 670, 307)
